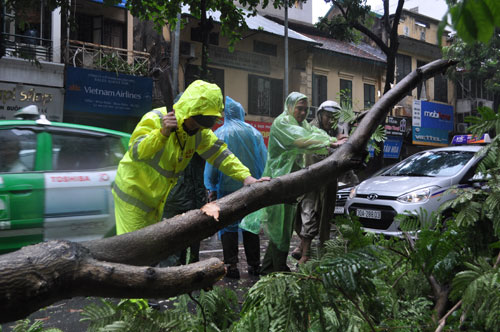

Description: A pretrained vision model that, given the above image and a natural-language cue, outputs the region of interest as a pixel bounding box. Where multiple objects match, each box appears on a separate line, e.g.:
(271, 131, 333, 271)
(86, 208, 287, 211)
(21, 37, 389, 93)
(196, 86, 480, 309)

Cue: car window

(384, 151, 475, 177)
(0, 129, 37, 173)
(52, 133, 126, 171)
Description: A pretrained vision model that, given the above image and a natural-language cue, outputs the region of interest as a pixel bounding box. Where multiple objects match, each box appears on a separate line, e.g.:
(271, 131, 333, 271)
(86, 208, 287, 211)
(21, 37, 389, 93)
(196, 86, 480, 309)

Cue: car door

(43, 129, 125, 242)
(0, 127, 44, 253)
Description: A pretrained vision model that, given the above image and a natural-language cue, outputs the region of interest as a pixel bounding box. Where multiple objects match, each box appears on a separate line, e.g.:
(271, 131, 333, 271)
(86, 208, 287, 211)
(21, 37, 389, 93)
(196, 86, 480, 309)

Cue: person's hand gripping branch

(161, 110, 178, 137)
(243, 176, 271, 186)
(330, 133, 348, 149)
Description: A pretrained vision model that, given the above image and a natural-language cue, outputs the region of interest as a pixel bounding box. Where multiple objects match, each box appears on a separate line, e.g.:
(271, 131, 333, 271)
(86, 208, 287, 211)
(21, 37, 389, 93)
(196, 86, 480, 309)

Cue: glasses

(295, 106, 308, 112)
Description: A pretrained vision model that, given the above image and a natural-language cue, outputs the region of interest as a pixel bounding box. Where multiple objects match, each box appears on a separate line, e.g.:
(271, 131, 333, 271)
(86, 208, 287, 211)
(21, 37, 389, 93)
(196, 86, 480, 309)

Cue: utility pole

(172, 12, 181, 97)
(284, 0, 288, 97)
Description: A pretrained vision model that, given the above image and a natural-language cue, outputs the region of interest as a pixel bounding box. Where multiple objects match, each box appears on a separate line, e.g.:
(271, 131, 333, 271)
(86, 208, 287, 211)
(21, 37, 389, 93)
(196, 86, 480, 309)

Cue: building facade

(2, 0, 388, 138)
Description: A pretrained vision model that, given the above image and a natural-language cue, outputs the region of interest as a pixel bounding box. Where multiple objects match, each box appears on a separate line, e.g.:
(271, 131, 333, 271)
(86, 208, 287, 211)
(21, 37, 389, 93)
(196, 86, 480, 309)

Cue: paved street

(1, 233, 302, 332)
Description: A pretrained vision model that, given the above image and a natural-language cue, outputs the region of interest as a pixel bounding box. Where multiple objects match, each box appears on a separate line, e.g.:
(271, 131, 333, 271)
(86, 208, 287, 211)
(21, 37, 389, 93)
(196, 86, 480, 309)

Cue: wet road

(1, 233, 302, 332)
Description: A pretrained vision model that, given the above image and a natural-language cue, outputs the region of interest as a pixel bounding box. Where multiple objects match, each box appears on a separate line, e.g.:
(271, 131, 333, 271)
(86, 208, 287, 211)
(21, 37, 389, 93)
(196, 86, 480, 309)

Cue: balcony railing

(1, 32, 53, 62)
(67, 40, 150, 76)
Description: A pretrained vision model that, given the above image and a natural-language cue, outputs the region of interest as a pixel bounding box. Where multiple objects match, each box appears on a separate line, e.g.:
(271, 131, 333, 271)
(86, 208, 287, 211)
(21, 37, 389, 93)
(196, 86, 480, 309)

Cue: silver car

(345, 144, 486, 236)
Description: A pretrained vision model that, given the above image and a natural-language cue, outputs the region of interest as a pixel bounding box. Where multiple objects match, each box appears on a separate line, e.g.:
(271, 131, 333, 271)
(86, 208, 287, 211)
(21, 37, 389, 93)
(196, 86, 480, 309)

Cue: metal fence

(1, 32, 53, 62)
(67, 40, 150, 76)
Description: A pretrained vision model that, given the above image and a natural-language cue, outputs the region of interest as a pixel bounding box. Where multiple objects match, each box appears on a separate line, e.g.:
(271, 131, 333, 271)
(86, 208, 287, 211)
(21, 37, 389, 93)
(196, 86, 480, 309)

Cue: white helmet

(318, 100, 341, 114)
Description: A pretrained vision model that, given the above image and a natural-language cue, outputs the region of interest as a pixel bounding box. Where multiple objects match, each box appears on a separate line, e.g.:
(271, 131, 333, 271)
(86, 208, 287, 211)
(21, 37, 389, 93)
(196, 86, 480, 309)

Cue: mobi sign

(64, 67, 152, 117)
(412, 100, 453, 146)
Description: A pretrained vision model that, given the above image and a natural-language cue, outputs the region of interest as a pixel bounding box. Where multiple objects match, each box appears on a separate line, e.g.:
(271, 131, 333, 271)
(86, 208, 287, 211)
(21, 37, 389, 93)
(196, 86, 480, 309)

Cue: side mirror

(468, 172, 491, 189)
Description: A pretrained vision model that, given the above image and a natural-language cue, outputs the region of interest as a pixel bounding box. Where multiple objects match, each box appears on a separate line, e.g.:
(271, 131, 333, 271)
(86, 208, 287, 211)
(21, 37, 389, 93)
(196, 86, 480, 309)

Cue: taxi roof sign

(451, 133, 491, 145)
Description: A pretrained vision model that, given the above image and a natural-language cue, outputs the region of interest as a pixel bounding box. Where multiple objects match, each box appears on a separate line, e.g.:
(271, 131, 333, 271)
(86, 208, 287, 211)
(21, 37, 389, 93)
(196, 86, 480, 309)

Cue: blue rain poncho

(241, 92, 337, 251)
(204, 96, 268, 234)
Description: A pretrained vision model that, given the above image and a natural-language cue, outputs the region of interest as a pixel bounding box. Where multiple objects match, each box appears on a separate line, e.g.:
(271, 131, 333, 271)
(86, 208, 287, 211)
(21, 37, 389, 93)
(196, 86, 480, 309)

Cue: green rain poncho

(241, 92, 337, 252)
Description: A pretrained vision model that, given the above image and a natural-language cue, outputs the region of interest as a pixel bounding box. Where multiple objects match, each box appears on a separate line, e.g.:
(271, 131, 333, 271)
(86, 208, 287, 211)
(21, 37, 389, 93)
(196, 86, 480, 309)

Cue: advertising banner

(65, 66, 152, 117)
(247, 120, 272, 147)
(412, 100, 454, 146)
(384, 116, 408, 136)
(383, 136, 403, 159)
(212, 120, 272, 147)
(0, 82, 64, 121)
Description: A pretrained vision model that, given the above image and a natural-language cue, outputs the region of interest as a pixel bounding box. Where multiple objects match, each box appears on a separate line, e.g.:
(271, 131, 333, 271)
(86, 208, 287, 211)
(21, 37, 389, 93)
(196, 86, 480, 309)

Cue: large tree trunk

(0, 59, 456, 323)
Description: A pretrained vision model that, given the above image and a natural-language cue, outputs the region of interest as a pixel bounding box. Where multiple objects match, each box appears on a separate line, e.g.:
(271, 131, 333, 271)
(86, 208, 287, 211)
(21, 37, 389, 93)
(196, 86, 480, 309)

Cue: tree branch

(0, 241, 224, 323)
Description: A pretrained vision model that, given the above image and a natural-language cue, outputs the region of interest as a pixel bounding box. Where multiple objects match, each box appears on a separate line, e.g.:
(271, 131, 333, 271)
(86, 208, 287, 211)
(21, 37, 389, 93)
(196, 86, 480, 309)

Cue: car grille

(356, 194, 396, 200)
(348, 203, 397, 230)
(336, 191, 350, 205)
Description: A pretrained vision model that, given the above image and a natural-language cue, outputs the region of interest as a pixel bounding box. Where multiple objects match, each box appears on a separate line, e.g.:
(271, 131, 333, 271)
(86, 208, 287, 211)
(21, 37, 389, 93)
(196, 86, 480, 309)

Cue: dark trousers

(221, 231, 260, 267)
(260, 241, 290, 274)
(179, 242, 200, 264)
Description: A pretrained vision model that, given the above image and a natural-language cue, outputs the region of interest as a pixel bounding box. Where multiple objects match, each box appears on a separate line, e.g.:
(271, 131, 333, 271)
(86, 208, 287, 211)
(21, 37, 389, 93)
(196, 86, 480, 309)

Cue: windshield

(383, 151, 475, 177)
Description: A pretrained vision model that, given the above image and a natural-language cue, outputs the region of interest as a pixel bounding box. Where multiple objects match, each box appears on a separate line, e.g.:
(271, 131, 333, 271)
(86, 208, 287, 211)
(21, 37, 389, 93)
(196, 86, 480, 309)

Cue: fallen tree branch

(0, 59, 457, 323)
(0, 241, 224, 323)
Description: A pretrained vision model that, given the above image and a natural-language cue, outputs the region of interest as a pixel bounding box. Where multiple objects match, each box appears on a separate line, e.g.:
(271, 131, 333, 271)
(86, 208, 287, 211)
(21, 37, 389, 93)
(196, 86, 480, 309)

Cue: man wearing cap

(113, 80, 268, 235)
(292, 100, 348, 264)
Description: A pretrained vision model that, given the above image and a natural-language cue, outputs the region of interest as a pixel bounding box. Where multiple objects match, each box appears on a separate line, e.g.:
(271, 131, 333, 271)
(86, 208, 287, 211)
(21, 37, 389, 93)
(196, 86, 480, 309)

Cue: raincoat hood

(284, 92, 309, 122)
(173, 80, 223, 127)
(241, 92, 337, 250)
(224, 96, 245, 122)
(204, 96, 267, 195)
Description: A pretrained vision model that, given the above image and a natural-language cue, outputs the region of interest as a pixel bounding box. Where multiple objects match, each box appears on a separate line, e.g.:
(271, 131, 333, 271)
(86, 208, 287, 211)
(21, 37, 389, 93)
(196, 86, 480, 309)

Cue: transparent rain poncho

(205, 96, 268, 233)
(241, 92, 337, 252)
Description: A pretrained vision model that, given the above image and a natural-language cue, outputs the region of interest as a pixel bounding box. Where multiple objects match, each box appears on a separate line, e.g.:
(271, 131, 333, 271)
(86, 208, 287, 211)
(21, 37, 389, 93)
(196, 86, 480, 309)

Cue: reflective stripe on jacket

(114, 80, 251, 234)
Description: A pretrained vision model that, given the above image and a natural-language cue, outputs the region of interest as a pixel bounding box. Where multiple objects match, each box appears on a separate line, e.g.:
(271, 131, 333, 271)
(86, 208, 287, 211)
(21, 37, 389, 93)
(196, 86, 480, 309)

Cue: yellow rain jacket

(114, 80, 251, 234)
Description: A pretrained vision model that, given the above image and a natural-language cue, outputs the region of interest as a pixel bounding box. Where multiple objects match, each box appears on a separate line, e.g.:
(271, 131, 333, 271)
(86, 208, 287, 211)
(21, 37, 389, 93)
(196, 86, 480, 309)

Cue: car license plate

(334, 206, 344, 214)
(356, 208, 381, 219)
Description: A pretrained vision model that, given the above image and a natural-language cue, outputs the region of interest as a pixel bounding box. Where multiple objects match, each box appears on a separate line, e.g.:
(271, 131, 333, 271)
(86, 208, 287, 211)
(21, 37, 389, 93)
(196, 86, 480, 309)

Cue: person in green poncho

(242, 92, 344, 274)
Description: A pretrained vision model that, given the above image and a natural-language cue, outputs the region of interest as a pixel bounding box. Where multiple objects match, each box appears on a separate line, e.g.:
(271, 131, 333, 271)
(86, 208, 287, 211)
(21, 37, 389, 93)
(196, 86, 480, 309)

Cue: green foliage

(316, 0, 374, 43)
(443, 32, 500, 94)
(95, 52, 150, 76)
(81, 288, 239, 332)
(332, 90, 386, 162)
(446, 0, 500, 43)
(450, 258, 500, 330)
(7, 319, 63, 332)
(315, 15, 362, 43)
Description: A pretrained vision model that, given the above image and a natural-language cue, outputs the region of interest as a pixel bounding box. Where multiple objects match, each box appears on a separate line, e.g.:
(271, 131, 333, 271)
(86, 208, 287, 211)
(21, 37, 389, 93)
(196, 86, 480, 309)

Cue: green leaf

(484, 0, 500, 26)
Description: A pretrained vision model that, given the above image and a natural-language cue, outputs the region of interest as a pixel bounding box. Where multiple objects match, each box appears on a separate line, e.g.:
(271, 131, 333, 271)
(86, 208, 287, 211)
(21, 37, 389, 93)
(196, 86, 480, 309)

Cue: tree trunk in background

(134, 20, 174, 108)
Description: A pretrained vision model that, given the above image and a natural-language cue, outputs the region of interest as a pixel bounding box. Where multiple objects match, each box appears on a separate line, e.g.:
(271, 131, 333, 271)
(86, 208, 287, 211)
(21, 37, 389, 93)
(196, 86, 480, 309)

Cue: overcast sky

(312, 0, 449, 23)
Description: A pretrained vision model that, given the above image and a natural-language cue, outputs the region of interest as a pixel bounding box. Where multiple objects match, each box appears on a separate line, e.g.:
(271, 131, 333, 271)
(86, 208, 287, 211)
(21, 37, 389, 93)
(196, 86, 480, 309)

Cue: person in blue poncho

(204, 96, 268, 278)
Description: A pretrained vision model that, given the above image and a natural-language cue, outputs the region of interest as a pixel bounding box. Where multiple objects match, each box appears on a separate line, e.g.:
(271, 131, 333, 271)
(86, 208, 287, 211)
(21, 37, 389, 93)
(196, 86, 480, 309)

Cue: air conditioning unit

(456, 123, 468, 133)
(180, 42, 195, 59)
(472, 98, 494, 110)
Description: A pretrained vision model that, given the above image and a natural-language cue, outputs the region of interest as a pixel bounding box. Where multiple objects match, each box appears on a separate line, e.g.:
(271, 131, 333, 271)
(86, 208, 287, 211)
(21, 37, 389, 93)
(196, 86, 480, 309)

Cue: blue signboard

(91, 0, 127, 8)
(383, 136, 403, 159)
(412, 100, 454, 146)
(412, 126, 450, 146)
(368, 141, 375, 158)
(65, 67, 152, 117)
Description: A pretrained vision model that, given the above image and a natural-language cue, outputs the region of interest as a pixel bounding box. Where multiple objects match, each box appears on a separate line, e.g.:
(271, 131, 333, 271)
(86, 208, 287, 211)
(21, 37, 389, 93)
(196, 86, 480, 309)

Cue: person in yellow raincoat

(113, 80, 267, 235)
(241, 92, 343, 274)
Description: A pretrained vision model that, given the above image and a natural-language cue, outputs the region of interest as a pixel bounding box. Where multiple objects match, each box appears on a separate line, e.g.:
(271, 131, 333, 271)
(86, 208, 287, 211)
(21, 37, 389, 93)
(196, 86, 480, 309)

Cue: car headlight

(349, 186, 357, 199)
(396, 187, 438, 203)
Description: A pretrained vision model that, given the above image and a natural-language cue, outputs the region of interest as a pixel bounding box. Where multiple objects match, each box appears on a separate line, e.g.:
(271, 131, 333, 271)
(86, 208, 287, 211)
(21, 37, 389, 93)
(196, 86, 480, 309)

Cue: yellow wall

(312, 52, 385, 112)
(176, 18, 385, 121)
(397, 12, 450, 47)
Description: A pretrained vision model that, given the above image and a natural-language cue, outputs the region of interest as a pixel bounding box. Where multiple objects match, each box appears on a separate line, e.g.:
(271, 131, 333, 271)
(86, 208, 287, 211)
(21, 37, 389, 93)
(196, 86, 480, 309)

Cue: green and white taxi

(0, 106, 130, 254)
